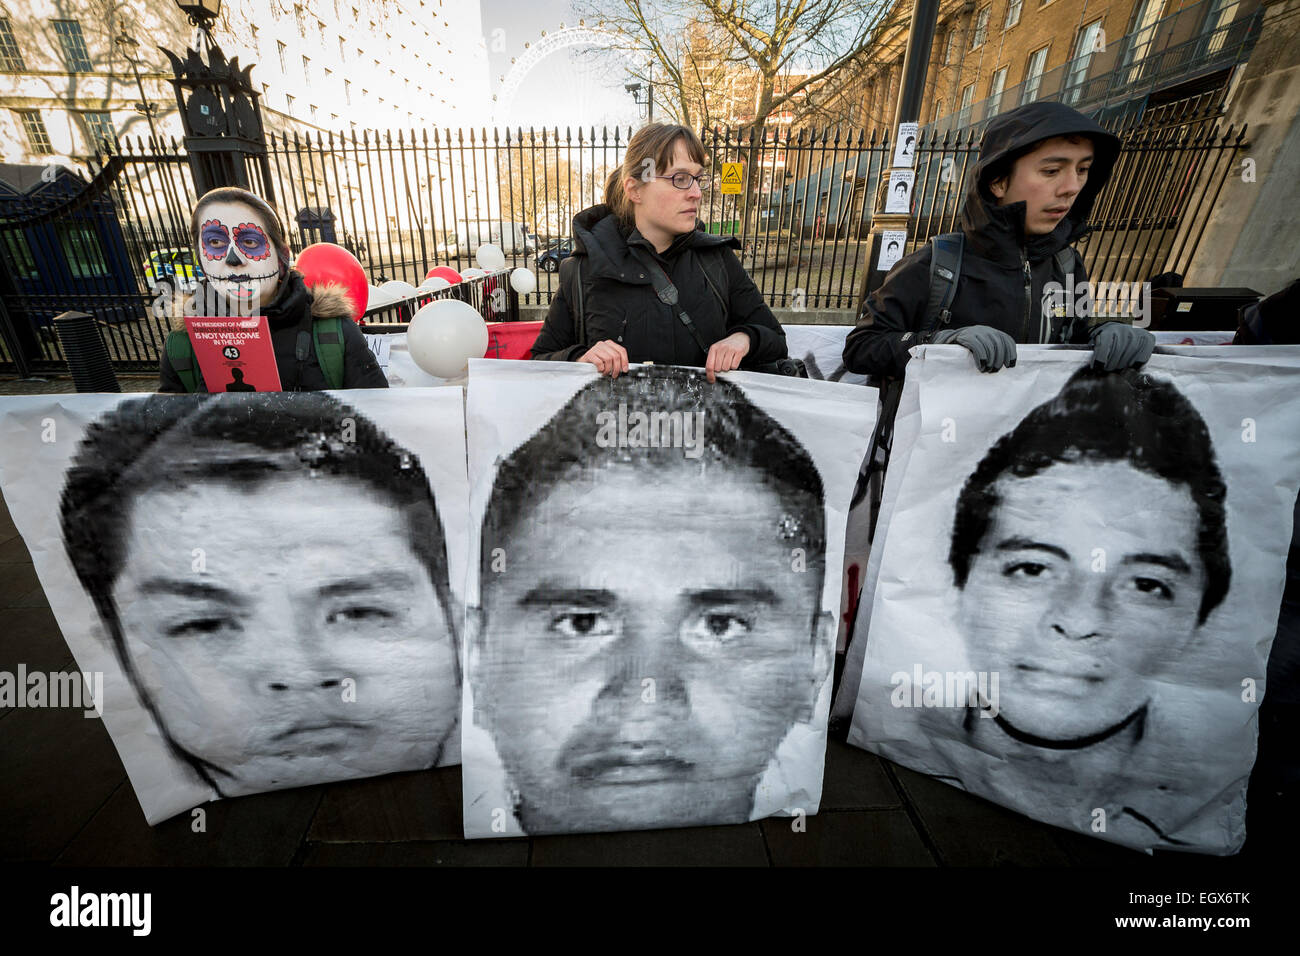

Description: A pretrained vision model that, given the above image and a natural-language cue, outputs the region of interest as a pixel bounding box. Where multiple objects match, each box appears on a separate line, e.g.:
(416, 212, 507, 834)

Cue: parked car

(536, 238, 575, 273)
(143, 247, 202, 296)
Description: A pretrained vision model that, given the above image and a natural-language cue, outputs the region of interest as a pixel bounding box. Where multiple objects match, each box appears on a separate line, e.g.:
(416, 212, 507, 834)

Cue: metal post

(856, 0, 944, 306)
(893, 0, 942, 134)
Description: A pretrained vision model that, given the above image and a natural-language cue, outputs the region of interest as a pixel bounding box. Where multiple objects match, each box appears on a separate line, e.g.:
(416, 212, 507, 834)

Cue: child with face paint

(158, 186, 388, 392)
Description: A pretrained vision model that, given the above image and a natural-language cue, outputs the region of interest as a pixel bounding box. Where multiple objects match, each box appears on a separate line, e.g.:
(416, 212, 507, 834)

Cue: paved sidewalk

(0, 477, 1293, 866)
(0, 375, 158, 395)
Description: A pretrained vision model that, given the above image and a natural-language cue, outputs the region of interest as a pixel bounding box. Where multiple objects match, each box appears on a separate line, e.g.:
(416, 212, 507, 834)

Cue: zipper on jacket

(1020, 248, 1033, 343)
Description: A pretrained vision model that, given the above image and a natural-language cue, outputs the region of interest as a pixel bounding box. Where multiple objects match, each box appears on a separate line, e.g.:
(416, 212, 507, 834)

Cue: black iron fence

(0, 101, 1248, 374)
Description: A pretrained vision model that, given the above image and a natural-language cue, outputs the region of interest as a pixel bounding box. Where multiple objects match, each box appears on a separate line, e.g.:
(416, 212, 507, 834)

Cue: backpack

(164, 316, 346, 392)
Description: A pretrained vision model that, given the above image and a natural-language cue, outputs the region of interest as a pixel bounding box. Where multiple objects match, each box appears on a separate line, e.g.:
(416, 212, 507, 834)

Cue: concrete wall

(1183, 0, 1300, 295)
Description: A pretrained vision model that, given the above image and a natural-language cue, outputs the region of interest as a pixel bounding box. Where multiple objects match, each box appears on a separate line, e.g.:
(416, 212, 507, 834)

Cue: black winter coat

(530, 204, 788, 367)
(158, 271, 389, 392)
(843, 101, 1122, 379)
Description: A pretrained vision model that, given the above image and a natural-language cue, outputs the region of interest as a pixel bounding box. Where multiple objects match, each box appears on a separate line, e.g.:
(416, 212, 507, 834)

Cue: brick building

(842, 0, 1262, 133)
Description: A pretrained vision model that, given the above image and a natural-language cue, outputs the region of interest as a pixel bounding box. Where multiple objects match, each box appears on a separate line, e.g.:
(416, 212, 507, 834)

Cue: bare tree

(577, 0, 891, 133)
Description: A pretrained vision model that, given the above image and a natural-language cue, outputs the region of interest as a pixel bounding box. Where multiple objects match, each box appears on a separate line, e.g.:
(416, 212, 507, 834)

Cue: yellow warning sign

(720, 162, 744, 194)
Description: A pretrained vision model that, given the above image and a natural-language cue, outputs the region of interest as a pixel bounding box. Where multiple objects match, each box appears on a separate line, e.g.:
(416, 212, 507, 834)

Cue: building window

(1021, 47, 1050, 104)
(344, 79, 352, 104)
(1123, 0, 1166, 83)
(960, 83, 975, 111)
(1201, 0, 1241, 56)
(1064, 20, 1103, 104)
(1004, 0, 1023, 29)
(58, 223, 109, 279)
(16, 109, 52, 153)
(309, 104, 318, 120)
(942, 28, 956, 66)
(52, 20, 93, 72)
(285, 93, 295, 114)
(277, 41, 287, 72)
(0, 18, 26, 72)
(339, 36, 347, 60)
(2, 231, 38, 279)
(302, 55, 311, 82)
(988, 66, 1008, 115)
(81, 111, 115, 149)
(971, 7, 990, 48)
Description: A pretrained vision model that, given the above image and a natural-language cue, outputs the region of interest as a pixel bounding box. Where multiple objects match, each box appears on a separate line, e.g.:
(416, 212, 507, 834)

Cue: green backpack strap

(311, 316, 346, 390)
(164, 329, 202, 393)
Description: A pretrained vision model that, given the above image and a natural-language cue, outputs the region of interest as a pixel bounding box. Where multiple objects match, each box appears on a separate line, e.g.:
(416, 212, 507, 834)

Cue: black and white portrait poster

(461, 360, 874, 837)
(844, 347, 1300, 853)
(0, 389, 469, 824)
(884, 170, 915, 214)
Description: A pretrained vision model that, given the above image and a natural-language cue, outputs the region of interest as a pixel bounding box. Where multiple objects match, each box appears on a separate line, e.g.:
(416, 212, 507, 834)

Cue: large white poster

(462, 361, 874, 837)
(845, 347, 1300, 853)
(0, 389, 469, 824)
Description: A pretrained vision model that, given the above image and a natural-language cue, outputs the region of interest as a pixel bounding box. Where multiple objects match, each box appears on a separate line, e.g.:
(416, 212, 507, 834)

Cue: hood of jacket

(167, 270, 355, 330)
(569, 203, 741, 283)
(959, 101, 1121, 266)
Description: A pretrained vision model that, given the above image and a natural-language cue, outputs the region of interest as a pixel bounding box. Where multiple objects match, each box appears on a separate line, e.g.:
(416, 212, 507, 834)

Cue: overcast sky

(481, 0, 643, 129)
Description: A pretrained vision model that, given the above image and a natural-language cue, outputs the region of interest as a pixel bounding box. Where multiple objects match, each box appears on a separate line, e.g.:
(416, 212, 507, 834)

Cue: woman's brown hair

(189, 186, 294, 277)
(604, 123, 708, 226)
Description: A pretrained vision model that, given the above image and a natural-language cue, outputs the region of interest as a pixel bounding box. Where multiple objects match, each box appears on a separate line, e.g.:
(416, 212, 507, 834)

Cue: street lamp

(174, 0, 222, 53)
(114, 31, 160, 142)
(174, 0, 222, 29)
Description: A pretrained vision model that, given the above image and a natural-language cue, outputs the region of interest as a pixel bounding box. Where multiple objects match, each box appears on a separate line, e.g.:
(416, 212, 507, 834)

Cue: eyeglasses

(654, 172, 712, 191)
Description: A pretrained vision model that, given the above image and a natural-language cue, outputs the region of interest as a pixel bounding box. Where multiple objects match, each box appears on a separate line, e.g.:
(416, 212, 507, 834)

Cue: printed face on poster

(885, 170, 915, 214)
(0, 389, 469, 823)
(893, 123, 918, 167)
(462, 361, 874, 837)
(878, 230, 907, 271)
(844, 347, 1300, 853)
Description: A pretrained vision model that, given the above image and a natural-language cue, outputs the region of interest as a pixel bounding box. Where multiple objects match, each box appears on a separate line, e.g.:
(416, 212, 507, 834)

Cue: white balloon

(418, 275, 452, 292)
(460, 267, 487, 280)
(509, 267, 537, 295)
(475, 243, 506, 272)
(366, 285, 395, 308)
(378, 279, 418, 301)
(407, 298, 489, 379)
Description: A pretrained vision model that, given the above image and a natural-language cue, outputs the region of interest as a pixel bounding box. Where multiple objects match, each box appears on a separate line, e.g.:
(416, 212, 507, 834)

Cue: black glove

(931, 325, 1018, 373)
(1090, 322, 1155, 371)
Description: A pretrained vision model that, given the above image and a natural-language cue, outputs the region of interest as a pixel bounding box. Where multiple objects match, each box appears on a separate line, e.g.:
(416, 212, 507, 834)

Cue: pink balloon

(426, 265, 462, 284)
(296, 243, 367, 323)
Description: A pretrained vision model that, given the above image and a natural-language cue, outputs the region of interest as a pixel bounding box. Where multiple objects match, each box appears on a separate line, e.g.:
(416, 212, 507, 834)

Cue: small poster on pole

(877, 230, 907, 272)
(885, 170, 915, 214)
(893, 122, 919, 167)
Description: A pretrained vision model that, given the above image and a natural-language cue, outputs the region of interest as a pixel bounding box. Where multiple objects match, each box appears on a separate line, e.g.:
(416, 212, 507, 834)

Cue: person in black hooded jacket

(529, 123, 788, 382)
(843, 101, 1154, 377)
(158, 186, 388, 392)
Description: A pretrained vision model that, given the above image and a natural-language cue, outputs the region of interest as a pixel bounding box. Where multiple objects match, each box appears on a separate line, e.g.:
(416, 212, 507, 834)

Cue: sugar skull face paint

(200, 220, 231, 261)
(193, 200, 282, 314)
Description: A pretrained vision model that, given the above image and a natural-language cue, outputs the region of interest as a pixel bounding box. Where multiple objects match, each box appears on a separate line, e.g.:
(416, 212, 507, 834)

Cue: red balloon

(426, 265, 462, 284)
(296, 243, 367, 324)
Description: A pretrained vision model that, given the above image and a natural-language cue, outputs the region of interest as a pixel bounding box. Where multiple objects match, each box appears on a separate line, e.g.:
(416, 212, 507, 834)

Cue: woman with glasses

(530, 123, 788, 382)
